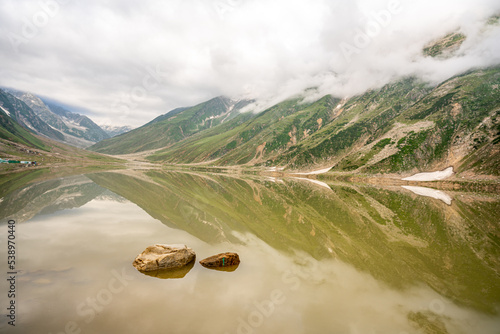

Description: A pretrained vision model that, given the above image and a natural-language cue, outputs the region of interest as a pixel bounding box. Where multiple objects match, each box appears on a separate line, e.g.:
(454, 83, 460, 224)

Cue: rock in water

(140, 260, 195, 279)
(133, 244, 196, 272)
(200, 252, 240, 268)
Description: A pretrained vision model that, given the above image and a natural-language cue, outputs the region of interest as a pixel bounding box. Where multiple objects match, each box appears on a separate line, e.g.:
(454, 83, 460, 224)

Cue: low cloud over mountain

(1, 0, 499, 127)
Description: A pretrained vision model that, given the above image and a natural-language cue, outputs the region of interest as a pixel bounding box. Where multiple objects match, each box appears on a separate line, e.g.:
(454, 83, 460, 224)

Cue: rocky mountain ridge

(3, 89, 110, 147)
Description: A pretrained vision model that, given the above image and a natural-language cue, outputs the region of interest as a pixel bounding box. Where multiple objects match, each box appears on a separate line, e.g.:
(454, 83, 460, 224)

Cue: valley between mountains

(88, 67, 500, 180)
(1, 30, 499, 184)
(2, 66, 499, 185)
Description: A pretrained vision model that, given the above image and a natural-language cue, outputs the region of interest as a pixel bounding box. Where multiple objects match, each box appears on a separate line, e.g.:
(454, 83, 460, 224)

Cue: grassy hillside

(0, 117, 125, 176)
(89, 97, 250, 154)
(0, 89, 65, 142)
(0, 109, 50, 151)
(87, 62, 499, 177)
(147, 77, 429, 168)
(145, 67, 499, 176)
(331, 67, 500, 175)
(148, 95, 341, 164)
(423, 32, 466, 58)
(272, 77, 432, 169)
(145, 26, 500, 175)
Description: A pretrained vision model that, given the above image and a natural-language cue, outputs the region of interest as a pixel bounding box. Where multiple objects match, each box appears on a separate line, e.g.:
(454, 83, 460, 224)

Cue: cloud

(0, 0, 499, 126)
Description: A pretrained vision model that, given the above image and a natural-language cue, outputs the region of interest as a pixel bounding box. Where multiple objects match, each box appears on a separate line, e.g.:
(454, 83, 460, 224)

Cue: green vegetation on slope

(271, 67, 499, 174)
(89, 97, 249, 154)
(148, 95, 340, 165)
(0, 112, 50, 151)
(87, 64, 500, 177)
(273, 77, 432, 169)
(0, 89, 65, 142)
(145, 68, 500, 176)
(423, 32, 466, 58)
(367, 67, 500, 174)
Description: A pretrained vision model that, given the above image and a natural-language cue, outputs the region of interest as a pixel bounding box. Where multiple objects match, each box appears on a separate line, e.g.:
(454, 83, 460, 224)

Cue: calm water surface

(0, 170, 499, 334)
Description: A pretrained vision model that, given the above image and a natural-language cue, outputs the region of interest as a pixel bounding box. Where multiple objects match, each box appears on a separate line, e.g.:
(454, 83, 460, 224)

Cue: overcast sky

(1, 0, 499, 127)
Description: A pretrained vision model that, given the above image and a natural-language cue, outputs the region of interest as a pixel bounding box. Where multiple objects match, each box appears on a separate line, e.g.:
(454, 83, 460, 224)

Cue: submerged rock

(133, 244, 196, 272)
(140, 260, 195, 279)
(200, 252, 240, 268)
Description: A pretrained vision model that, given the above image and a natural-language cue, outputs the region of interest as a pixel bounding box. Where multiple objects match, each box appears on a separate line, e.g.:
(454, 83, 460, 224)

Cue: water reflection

(201, 263, 240, 272)
(86, 171, 500, 308)
(402, 185, 453, 205)
(0, 170, 499, 334)
(0, 175, 108, 223)
(139, 260, 196, 279)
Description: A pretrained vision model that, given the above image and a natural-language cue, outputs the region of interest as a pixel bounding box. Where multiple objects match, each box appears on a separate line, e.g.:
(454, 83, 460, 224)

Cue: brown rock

(133, 244, 195, 272)
(140, 260, 195, 279)
(200, 252, 240, 268)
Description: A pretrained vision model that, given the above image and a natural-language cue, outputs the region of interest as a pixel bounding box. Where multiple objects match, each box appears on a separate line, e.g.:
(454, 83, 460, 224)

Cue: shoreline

(1, 156, 499, 195)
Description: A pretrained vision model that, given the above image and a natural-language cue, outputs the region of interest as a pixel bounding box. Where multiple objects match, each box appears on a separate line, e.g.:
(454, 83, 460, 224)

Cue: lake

(1, 170, 499, 334)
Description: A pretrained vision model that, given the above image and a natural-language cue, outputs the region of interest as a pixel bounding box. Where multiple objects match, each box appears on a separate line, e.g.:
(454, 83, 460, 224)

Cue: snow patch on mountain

(0, 105, 11, 117)
(402, 167, 454, 181)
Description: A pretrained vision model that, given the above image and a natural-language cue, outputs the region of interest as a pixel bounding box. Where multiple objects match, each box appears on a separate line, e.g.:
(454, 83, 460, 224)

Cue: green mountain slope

(423, 32, 466, 58)
(0, 107, 50, 151)
(85, 32, 499, 177)
(148, 95, 341, 164)
(147, 67, 499, 176)
(144, 107, 190, 125)
(278, 68, 499, 175)
(0, 89, 64, 142)
(147, 77, 427, 167)
(3, 88, 110, 148)
(327, 67, 500, 175)
(89, 96, 250, 154)
(88, 27, 500, 176)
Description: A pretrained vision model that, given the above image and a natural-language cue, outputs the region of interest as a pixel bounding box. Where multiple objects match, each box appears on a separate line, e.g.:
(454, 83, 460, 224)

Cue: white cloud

(0, 0, 499, 126)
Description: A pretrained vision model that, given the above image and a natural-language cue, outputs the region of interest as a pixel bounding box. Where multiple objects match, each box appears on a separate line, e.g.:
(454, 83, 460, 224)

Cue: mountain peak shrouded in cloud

(1, 0, 499, 127)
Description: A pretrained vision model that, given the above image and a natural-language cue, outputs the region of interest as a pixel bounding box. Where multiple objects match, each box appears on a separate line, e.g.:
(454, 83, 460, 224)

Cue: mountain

(144, 107, 191, 126)
(89, 96, 252, 154)
(147, 68, 499, 176)
(423, 31, 466, 58)
(0, 92, 50, 151)
(3, 89, 110, 148)
(0, 88, 64, 143)
(43, 101, 110, 143)
(70, 28, 500, 176)
(86, 28, 499, 177)
(99, 125, 135, 138)
(88, 66, 500, 176)
(147, 94, 340, 165)
(0, 88, 125, 174)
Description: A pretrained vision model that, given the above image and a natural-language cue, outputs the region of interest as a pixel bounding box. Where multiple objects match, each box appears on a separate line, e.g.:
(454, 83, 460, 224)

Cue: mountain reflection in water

(0, 170, 499, 334)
